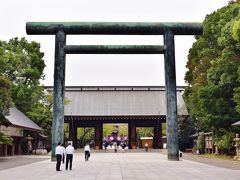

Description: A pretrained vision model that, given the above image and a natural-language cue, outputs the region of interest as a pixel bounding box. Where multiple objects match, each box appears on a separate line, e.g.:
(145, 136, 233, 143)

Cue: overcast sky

(0, 0, 229, 86)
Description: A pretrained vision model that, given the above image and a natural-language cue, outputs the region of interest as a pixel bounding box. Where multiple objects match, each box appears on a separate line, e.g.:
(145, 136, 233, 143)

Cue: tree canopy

(0, 37, 45, 113)
(0, 132, 13, 145)
(184, 2, 240, 145)
(0, 76, 13, 122)
(0, 37, 53, 142)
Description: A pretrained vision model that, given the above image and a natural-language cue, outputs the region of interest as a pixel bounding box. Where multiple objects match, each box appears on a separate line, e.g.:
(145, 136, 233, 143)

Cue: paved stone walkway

(0, 152, 240, 180)
(0, 155, 49, 171)
(182, 152, 240, 170)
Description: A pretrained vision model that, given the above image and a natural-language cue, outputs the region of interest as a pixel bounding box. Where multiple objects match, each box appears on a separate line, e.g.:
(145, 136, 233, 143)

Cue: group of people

(55, 142, 91, 171)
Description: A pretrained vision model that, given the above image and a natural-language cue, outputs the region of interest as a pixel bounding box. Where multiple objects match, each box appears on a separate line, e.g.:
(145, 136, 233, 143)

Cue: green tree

(196, 132, 205, 154)
(77, 128, 95, 148)
(136, 127, 154, 137)
(0, 76, 13, 146)
(178, 116, 196, 150)
(184, 3, 240, 154)
(0, 132, 13, 145)
(233, 63, 240, 113)
(214, 129, 235, 154)
(0, 37, 53, 142)
(0, 37, 45, 114)
(27, 92, 53, 137)
(0, 76, 13, 123)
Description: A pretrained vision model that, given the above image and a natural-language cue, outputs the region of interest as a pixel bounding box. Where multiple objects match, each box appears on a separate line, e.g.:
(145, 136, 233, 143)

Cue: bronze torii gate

(26, 22, 203, 161)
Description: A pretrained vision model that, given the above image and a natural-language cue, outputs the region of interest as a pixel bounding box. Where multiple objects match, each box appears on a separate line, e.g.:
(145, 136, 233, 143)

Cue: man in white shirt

(84, 143, 90, 161)
(65, 143, 74, 170)
(55, 142, 62, 171)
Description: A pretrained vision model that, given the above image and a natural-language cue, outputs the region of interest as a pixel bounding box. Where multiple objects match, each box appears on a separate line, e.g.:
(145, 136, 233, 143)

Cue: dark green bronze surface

(164, 30, 179, 161)
(26, 22, 202, 35)
(51, 30, 66, 161)
(64, 45, 165, 54)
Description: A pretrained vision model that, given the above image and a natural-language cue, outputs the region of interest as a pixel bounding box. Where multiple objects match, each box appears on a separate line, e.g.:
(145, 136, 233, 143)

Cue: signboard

(0, 125, 23, 137)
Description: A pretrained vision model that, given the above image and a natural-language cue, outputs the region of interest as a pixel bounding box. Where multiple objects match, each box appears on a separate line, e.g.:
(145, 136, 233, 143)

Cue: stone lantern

(25, 135, 33, 154)
(233, 133, 240, 161)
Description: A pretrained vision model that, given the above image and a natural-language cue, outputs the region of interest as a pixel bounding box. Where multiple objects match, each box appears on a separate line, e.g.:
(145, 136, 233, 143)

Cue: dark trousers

(62, 154, 65, 163)
(85, 151, 90, 161)
(66, 154, 73, 170)
(56, 154, 62, 171)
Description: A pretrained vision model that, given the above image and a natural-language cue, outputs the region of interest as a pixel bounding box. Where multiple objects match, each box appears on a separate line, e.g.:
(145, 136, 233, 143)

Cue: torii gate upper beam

(26, 22, 202, 35)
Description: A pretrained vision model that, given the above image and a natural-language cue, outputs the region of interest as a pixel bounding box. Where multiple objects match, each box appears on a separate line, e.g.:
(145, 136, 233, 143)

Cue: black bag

(88, 152, 91, 158)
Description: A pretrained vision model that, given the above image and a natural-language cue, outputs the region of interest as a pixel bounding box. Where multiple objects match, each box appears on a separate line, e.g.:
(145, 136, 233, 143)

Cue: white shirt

(65, 145, 74, 154)
(61, 146, 65, 155)
(84, 145, 90, 152)
(55, 146, 62, 155)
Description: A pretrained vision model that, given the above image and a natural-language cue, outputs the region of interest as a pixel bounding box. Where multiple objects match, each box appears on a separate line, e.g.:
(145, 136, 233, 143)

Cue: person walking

(144, 142, 149, 152)
(84, 143, 91, 161)
(113, 142, 117, 153)
(65, 143, 74, 170)
(55, 142, 62, 171)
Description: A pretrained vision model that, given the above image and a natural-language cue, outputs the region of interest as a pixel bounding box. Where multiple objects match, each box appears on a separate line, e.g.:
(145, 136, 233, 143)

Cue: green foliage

(232, 19, 240, 41)
(214, 129, 235, 154)
(162, 123, 166, 136)
(178, 116, 196, 150)
(0, 37, 52, 135)
(233, 66, 240, 113)
(201, 153, 234, 160)
(77, 128, 95, 140)
(184, 3, 240, 145)
(0, 76, 13, 123)
(0, 37, 45, 114)
(64, 124, 95, 148)
(27, 91, 53, 137)
(0, 37, 45, 84)
(0, 132, 13, 145)
(234, 87, 240, 112)
(137, 127, 153, 137)
(77, 128, 95, 147)
(196, 132, 205, 153)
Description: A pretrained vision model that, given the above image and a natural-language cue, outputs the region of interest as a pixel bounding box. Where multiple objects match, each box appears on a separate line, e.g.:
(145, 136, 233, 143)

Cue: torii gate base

(26, 22, 203, 161)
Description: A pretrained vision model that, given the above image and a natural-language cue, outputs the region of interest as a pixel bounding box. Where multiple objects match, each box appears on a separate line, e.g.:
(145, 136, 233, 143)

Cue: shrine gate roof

(46, 86, 188, 117)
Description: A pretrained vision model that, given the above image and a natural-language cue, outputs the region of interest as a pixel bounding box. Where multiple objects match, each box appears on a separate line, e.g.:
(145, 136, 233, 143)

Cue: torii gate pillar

(164, 30, 179, 160)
